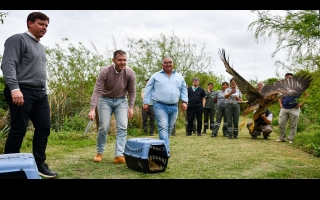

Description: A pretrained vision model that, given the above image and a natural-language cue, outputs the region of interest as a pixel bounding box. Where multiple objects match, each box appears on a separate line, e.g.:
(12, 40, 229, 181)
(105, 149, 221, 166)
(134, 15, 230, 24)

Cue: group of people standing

(0, 11, 305, 179)
(185, 78, 243, 139)
(141, 75, 273, 141)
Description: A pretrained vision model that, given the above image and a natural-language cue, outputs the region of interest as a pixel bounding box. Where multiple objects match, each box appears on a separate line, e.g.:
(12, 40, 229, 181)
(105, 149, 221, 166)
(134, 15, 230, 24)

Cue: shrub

(61, 114, 87, 132)
(0, 125, 10, 153)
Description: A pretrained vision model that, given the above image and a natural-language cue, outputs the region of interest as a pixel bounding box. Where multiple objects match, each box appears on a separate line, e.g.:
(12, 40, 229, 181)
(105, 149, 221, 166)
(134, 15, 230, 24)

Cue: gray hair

(257, 81, 264, 86)
(192, 77, 200, 82)
(161, 57, 173, 64)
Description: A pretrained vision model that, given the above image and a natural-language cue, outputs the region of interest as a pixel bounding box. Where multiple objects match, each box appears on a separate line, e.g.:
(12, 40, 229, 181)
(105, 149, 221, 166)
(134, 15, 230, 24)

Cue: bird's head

(276, 92, 283, 99)
(271, 92, 283, 102)
(264, 92, 283, 104)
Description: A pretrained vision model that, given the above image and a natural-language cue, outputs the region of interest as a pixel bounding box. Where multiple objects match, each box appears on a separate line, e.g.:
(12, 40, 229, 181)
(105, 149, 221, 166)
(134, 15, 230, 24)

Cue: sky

(0, 10, 288, 82)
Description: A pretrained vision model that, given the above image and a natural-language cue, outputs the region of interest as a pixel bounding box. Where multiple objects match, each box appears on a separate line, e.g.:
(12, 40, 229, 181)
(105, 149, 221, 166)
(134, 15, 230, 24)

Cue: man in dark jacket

(186, 77, 206, 136)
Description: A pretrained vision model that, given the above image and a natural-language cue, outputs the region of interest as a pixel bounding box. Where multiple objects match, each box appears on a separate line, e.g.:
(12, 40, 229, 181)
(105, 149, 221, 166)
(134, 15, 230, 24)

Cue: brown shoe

(275, 139, 285, 142)
(94, 153, 103, 162)
(113, 156, 126, 164)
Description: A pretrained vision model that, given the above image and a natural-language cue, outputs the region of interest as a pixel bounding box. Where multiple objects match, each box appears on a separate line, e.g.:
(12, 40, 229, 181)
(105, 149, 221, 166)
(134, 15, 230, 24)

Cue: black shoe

(186, 132, 192, 136)
(257, 132, 261, 136)
(211, 134, 217, 137)
(197, 132, 202, 136)
(37, 163, 58, 178)
(263, 135, 268, 139)
(251, 135, 257, 139)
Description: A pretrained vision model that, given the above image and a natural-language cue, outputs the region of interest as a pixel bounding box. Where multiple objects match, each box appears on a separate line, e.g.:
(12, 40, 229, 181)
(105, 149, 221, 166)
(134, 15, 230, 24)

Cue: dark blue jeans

(4, 86, 51, 166)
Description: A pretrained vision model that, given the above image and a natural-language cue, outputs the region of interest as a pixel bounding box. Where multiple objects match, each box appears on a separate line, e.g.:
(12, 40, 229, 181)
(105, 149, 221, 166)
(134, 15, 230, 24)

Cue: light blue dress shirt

(143, 69, 188, 105)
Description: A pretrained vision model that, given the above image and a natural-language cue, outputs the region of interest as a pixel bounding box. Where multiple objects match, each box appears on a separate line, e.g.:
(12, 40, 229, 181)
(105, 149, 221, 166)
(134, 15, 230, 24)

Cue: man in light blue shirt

(143, 57, 188, 156)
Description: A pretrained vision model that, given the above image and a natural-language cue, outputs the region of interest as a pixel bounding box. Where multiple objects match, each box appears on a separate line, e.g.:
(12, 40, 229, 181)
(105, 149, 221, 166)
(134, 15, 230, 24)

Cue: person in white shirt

(224, 79, 242, 139)
(247, 108, 273, 139)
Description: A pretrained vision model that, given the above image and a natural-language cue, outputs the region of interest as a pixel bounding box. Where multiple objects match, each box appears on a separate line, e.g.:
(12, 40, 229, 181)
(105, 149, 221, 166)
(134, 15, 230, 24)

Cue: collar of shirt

(192, 86, 198, 91)
(160, 69, 176, 74)
(25, 31, 40, 42)
(113, 64, 123, 74)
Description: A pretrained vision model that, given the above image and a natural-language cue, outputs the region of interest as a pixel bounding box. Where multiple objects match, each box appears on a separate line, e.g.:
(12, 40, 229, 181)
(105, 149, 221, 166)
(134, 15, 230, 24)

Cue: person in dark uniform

(211, 81, 229, 137)
(202, 82, 216, 134)
(186, 77, 206, 136)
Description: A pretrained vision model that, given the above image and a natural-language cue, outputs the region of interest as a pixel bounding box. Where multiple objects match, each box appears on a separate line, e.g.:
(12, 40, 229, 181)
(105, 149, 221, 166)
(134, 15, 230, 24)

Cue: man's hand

(181, 102, 188, 111)
(11, 90, 24, 106)
(143, 104, 148, 112)
(88, 108, 96, 121)
(128, 107, 134, 119)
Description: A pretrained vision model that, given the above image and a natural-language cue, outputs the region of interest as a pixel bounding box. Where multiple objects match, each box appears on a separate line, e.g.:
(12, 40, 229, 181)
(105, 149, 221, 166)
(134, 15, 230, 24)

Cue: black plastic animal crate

(124, 138, 169, 173)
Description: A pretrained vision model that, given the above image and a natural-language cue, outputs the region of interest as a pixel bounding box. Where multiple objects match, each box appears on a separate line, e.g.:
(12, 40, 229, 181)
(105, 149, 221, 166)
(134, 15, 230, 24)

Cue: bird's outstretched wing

(260, 74, 313, 97)
(218, 48, 263, 106)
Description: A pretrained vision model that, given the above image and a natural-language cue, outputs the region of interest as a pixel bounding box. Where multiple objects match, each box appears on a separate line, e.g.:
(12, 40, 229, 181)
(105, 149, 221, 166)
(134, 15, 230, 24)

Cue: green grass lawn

(18, 122, 320, 179)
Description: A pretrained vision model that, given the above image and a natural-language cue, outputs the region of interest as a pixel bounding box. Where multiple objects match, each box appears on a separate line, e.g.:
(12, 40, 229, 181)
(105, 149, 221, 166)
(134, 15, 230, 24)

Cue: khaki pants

(278, 107, 300, 141)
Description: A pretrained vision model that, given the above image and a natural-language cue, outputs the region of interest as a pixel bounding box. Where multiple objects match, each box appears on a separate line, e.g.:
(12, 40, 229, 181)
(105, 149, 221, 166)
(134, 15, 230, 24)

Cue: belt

(101, 95, 125, 98)
(154, 101, 177, 105)
(19, 85, 46, 90)
(5, 84, 45, 90)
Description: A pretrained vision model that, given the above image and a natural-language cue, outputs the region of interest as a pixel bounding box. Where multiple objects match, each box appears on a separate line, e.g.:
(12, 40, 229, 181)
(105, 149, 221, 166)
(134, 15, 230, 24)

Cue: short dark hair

(27, 12, 49, 29)
(230, 78, 236, 84)
(208, 82, 213, 86)
(222, 81, 229, 86)
(146, 78, 149, 81)
(285, 73, 293, 77)
(113, 50, 126, 59)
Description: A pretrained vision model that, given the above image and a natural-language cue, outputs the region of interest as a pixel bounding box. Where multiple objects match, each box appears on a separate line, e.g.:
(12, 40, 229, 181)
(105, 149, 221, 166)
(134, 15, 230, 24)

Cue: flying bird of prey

(218, 48, 313, 131)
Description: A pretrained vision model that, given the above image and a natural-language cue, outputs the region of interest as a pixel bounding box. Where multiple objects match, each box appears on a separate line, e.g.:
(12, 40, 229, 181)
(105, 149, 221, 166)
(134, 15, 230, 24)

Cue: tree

(127, 31, 215, 77)
(0, 11, 9, 25)
(248, 10, 320, 124)
(248, 10, 320, 73)
(127, 32, 213, 79)
(126, 31, 215, 105)
(45, 38, 112, 131)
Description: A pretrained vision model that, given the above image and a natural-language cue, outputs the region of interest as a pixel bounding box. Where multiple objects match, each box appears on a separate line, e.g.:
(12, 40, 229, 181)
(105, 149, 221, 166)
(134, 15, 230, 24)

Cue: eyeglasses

(163, 61, 173, 64)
